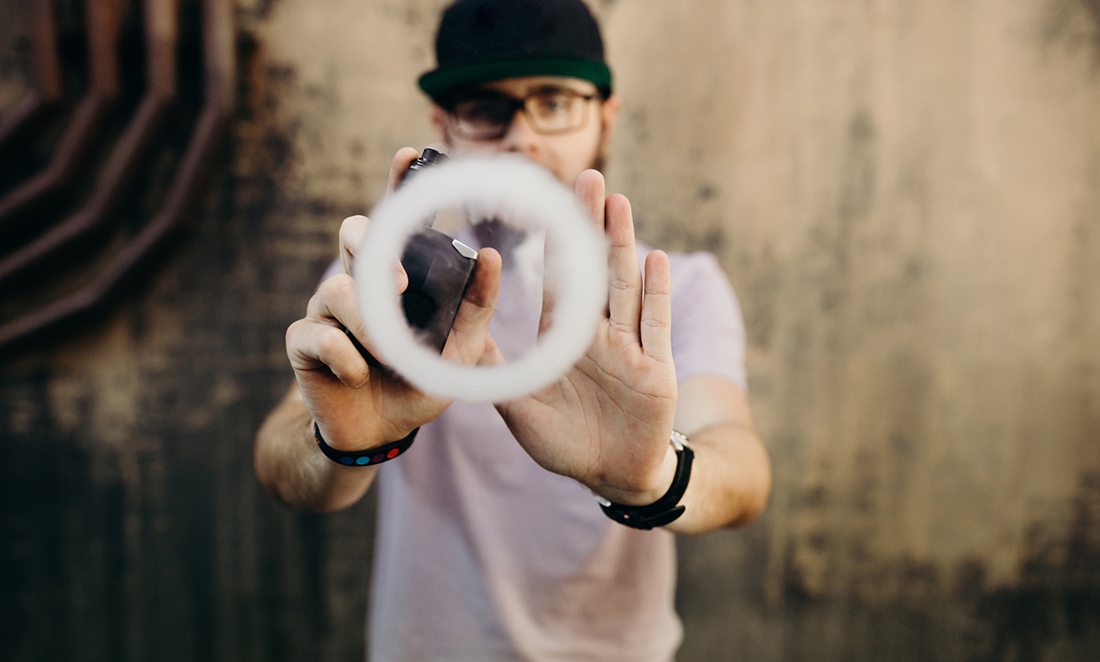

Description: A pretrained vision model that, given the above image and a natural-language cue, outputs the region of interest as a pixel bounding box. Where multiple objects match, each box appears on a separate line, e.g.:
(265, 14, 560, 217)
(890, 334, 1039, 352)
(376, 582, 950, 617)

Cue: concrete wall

(2, 0, 1098, 659)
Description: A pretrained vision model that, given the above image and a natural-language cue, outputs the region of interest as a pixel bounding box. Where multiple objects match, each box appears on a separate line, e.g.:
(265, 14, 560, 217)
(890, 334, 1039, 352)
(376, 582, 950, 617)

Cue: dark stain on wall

(1, 376, 126, 661)
(0, 11, 379, 660)
(679, 475, 1100, 661)
(1040, 0, 1100, 63)
(1085, 0, 1100, 47)
(969, 473, 1100, 660)
(840, 112, 878, 225)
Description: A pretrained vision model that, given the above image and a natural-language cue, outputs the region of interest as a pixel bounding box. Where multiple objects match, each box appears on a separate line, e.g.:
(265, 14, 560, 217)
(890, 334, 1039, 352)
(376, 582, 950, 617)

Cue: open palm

(493, 170, 679, 505)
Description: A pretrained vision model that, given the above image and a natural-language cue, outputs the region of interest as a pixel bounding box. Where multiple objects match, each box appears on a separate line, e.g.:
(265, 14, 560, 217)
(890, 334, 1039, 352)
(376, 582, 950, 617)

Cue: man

(255, 0, 771, 659)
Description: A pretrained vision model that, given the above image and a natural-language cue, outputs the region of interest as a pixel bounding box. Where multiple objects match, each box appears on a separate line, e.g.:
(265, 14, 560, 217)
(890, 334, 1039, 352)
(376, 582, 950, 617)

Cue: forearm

(663, 420, 771, 534)
(254, 386, 378, 512)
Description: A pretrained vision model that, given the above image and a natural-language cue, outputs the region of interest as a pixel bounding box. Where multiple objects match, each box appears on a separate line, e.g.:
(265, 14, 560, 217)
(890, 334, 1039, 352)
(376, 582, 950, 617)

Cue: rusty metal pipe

(0, 0, 179, 287)
(0, 0, 122, 233)
(0, 0, 235, 348)
(0, 0, 63, 156)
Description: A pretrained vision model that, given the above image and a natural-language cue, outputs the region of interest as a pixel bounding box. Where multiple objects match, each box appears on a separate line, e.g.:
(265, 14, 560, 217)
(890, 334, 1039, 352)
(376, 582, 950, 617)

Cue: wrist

(312, 420, 419, 467)
(595, 431, 695, 530)
(594, 441, 679, 507)
(312, 418, 411, 453)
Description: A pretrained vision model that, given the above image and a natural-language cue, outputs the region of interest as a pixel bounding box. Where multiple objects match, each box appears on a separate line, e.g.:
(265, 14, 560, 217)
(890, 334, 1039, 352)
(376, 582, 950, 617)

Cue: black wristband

(596, 431, 694, 530)
(314, 422, 418, 467)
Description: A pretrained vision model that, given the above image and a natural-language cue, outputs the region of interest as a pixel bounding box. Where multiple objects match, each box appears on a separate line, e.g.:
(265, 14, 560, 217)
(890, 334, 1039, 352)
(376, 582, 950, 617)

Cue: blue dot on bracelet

(314, 422, 419, 466)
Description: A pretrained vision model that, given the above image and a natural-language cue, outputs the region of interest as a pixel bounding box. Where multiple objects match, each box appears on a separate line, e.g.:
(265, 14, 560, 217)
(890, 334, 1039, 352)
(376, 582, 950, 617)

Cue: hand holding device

(347, 146, 479, 363)
(286, 147, 501, 460)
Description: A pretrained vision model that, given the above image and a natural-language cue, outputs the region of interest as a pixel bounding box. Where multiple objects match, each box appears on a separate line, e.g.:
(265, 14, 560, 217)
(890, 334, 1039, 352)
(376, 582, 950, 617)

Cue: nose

(498, 108, 542, 160)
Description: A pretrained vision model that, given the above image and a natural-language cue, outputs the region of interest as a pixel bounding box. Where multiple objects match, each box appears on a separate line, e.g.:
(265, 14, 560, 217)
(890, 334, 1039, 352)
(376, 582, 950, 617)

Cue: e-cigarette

(347, 147, 479, 366)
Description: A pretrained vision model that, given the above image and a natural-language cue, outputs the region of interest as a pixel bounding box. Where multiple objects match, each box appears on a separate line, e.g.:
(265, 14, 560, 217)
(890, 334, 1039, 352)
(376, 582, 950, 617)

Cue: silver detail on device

(452, 239, 478, 259)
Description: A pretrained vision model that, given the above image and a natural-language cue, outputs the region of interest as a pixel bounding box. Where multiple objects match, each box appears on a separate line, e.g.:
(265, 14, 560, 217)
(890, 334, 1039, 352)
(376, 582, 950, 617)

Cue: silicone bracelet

(314, 422, 418, 467)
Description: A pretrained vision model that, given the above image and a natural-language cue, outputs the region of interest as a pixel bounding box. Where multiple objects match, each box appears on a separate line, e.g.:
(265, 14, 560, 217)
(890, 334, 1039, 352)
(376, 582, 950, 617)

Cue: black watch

(595, 431, 694, 530)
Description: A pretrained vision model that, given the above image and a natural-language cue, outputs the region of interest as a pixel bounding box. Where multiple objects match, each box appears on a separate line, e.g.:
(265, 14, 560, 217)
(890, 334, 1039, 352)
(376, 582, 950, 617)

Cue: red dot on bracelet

(387, 448, 400, 459)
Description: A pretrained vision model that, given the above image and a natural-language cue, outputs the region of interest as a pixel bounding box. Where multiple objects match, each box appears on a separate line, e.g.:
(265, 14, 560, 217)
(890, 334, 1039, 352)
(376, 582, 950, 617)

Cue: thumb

(443, 248, 502, 364)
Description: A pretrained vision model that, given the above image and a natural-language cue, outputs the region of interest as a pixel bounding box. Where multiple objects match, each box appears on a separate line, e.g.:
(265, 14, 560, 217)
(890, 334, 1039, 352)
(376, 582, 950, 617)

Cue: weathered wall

(607, 1, 1100, 659)
(2, 0, 1099, 660)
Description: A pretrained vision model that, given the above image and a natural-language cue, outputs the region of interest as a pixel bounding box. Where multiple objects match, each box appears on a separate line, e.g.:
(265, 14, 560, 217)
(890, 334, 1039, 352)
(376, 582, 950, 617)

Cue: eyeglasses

(446, 88, 599, 141)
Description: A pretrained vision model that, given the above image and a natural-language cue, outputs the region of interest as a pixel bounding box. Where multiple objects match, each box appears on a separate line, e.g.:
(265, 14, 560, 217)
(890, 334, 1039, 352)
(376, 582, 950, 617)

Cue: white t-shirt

(332, 238, 747, 661)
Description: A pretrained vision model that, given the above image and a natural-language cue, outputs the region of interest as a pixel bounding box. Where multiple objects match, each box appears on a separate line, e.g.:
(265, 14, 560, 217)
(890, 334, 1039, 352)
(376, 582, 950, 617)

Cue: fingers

(575, 169, 606, 229)
(338, 215, 409, 292)
(388, 147, 422, 193)
(290, 275, 371, 387)
(307, 274, 362, 329)
(302, 273, 385, 373)
(605, 193, 643, 335)
(339, 215, 369, 275)
(286, 318, 369, 388)
(576, 173, 645, 337)
(444, 248, 502, 364)
(640, 250, 673, 364)
(541, 170, 607, 335)
(393, 261, 409, 294)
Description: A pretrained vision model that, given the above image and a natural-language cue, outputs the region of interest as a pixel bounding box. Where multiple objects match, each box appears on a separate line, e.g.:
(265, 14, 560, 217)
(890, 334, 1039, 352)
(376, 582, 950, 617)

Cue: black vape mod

(348, 147, 479, 365)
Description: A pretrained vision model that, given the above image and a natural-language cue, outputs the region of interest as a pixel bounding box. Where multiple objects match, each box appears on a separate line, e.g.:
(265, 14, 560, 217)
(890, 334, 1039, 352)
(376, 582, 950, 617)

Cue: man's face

(432, 76, 621, 186)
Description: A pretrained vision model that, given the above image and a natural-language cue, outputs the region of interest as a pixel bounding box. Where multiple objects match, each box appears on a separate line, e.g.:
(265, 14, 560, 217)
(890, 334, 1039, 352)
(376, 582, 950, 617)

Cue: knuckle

(286, 319, 320, 365)
(316, 326, 348, 358)
(609, 276, 634, 291)
(285, 320, 308, 353)
(609, 319, 634, 335)
(286, 318, 307, 340)
(319, 272, 355, 301)
(339, 215, 368, 246)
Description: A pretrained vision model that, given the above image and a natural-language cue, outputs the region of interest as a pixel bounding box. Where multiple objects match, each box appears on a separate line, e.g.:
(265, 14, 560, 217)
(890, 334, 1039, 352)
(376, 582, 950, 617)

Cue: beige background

(2, 0, 1099, 659)
(254, 0, 1100, 593)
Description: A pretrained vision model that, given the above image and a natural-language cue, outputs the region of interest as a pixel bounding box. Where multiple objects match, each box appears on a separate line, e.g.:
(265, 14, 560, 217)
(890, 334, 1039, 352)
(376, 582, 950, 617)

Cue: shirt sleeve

(667, 251, 749, 392)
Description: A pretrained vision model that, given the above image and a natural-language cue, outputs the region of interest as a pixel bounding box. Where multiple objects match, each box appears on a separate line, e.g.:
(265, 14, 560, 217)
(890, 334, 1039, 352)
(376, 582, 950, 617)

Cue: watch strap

(596, 430, 694, 530)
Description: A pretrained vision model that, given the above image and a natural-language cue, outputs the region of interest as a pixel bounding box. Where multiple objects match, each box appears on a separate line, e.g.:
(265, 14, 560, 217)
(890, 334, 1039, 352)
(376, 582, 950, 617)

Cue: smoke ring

(355, 156, 607, 402)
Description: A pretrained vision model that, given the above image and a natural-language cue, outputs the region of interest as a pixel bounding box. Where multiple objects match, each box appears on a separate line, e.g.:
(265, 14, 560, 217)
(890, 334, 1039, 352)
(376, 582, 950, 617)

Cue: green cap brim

(419, 58, 612, 102)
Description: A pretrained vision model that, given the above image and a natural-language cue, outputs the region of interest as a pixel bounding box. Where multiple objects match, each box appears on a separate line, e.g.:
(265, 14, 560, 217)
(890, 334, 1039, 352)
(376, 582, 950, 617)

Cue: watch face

(670, 429, 691, 451)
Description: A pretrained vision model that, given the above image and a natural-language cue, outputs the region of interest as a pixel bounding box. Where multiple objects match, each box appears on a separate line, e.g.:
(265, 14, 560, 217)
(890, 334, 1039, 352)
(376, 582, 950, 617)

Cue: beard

(438, 122, 609, 262)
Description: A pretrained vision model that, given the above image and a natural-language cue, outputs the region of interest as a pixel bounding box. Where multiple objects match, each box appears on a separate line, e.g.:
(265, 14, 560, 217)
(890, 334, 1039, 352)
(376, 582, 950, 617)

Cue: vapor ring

(355, 156, 607, 402)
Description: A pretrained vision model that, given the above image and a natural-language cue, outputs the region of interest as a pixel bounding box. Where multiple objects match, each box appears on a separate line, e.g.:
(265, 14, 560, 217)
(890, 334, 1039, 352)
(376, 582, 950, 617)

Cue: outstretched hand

(491, 170, 679, 506)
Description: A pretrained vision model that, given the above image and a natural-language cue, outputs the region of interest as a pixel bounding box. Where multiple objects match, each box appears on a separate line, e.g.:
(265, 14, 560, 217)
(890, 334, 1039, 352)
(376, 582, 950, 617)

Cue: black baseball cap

(419, 0, 613, 103)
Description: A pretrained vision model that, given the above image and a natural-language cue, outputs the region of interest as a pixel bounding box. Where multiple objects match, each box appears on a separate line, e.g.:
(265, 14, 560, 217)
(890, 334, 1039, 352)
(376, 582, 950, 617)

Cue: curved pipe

(0, 0, 122, 233)
(0, 0, 179, 287)
(0, 0, 63, 157)
(0, 0, 235, 348)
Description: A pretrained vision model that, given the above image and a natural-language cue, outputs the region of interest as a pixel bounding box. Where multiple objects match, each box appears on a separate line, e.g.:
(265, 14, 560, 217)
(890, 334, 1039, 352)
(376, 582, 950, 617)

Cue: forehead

(474, 76, 599, 97)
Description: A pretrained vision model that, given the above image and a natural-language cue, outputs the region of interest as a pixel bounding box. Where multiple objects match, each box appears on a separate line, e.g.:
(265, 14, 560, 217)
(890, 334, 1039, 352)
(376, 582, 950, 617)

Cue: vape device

(348, 147, 479, 365)
(404, 145, 449, 182)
